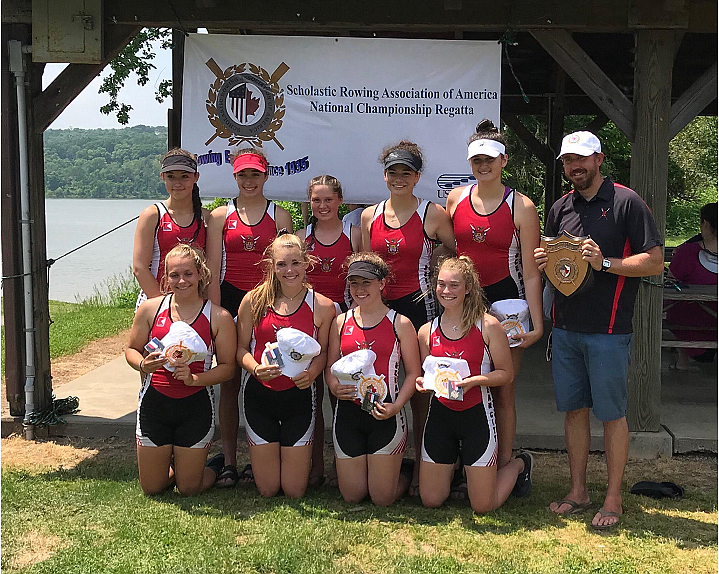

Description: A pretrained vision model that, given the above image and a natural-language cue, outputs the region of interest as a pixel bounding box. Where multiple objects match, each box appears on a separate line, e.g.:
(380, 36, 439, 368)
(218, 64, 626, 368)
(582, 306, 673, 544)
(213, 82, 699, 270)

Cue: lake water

(45, 199, 151, 302)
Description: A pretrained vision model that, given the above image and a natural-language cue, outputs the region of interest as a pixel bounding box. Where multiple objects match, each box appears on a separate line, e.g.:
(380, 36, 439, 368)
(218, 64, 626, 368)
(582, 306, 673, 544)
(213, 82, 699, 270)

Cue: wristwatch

(601, 258, 611, 272)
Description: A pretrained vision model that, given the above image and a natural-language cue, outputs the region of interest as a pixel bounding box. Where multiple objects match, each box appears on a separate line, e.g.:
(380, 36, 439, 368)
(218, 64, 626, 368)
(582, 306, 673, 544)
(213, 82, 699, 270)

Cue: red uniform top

(251, 289, 317, 391)
(453, 186, 524, 295)
(221, 199, 278, 291)
(150, 202, 206, 283)
(305, 220, 354, 305)
(145, 295, 214, 399)
(340, 308, 401, 404)
(369, 199, 434, 300)
(428, 316, 492, 411)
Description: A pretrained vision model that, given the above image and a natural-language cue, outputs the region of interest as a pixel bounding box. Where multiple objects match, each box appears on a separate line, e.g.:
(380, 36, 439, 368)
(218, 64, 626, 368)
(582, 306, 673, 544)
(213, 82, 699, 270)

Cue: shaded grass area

(2, 450, 716, 574)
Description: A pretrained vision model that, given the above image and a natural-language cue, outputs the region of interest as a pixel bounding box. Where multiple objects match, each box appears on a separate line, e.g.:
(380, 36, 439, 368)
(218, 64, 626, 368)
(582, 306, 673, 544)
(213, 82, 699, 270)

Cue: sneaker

(512, 452, 533, 498)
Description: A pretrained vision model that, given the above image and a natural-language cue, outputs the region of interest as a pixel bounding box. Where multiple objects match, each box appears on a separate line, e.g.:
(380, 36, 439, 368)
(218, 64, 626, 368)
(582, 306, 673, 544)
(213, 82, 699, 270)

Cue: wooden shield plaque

(540, 231, 592, 297)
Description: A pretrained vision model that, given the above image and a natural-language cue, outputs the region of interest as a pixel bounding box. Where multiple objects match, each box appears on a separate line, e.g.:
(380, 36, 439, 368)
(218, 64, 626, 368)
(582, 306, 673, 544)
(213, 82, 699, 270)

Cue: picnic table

(662, 284, 718, 349)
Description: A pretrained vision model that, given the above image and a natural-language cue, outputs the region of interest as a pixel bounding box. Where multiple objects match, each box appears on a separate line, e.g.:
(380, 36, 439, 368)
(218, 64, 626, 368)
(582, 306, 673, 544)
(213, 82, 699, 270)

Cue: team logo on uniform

(356, 340, 375, 350)
(600, 208, 611, 219)
(227, 220, 238, 230)
(205, 58, 289, 150)
(162, 222, 173, 232)
(385, 238, 402, 255)
(242, 235, 260, 251)
(470, 224, 490, 243)
(445, 350, 465, 359)
(432, 335, 441, 347)
(344, 325, 354, 336)
(319, 257, 335, 272)
(156, 317, 166, 328)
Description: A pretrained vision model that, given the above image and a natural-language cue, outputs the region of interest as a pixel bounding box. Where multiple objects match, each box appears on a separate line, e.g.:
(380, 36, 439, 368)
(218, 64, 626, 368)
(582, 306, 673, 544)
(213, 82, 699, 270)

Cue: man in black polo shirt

(534, 131, 663, 529)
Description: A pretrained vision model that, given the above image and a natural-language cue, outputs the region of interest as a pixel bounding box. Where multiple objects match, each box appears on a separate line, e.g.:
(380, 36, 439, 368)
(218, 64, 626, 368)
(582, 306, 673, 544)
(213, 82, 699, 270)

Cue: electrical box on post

(32, 0, 103, 63)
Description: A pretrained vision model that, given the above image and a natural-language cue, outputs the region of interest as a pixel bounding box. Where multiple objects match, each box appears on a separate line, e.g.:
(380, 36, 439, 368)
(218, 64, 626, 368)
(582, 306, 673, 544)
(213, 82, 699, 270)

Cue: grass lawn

(2, 438, 716, 574)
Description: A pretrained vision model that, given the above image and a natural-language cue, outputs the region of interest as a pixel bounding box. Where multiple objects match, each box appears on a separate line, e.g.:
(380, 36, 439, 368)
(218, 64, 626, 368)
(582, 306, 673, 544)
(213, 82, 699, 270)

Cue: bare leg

(409, 391, 430, 494)
(248, 442, 281, 498)
(367, 452, 408, 506)
(336, 455, 368, 504)
(173, 446, 218, 495)
(418, 461, 454, 508)
(592, 417, 627, 528)
(549, 408, 592, 513)
(495, 347, 523, 468)
(280, 445, 313, 498)
(466, 457, 524, 513)
(137, 444, 174, 495)
(326, 393, 339, 487)
(219, 374, 242, 469)
(309, 377, 326, 485)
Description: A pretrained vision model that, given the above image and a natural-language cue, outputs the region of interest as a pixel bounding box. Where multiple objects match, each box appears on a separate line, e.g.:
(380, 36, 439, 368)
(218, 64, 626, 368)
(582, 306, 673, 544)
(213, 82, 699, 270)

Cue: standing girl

(417, 256, 531, 512)
(126, 244, 237, 495)
(360, 141, 455, 493)
(132, 148, 208, 309)
(236, 234, 336, 498)
(446, 120, 543, 472)
(296, 175, 361, 485)
(326, 252, 421, 506)
(206, 148, 293, 487)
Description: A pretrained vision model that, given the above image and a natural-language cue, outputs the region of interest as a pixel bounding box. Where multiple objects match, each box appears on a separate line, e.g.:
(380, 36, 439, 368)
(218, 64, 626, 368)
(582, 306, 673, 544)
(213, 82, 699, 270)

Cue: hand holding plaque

(540, 231, 592, 297)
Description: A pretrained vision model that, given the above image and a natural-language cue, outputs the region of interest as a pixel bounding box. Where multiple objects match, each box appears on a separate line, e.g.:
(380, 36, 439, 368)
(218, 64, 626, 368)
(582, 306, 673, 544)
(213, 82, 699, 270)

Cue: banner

(182, 34, 501, 204)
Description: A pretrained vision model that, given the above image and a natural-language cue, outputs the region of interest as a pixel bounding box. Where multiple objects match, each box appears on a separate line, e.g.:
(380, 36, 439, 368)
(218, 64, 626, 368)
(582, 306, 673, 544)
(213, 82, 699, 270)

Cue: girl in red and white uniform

(296, 175, 361, 486)
(206, 148, 293, 487)
(326, 252, 421, 506)
(133, 149, 209, 310)
(446, 120, 543, 470)
(126, 244, 236, 496)
(236, 234, 336, 498)
(360, 141, 455, 494)
(416, 256, 532, 513)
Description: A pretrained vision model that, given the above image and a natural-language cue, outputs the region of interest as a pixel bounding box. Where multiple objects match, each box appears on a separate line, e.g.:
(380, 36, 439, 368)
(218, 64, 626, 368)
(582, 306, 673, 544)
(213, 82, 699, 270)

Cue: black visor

(383, 149, 422, 172)
(347, 261, 386, 280)
(161, 154, 197, 173)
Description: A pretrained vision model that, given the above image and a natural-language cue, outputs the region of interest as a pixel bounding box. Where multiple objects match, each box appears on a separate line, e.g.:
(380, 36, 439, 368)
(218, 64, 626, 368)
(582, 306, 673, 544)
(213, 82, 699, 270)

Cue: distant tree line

(44, 125, 168, 199)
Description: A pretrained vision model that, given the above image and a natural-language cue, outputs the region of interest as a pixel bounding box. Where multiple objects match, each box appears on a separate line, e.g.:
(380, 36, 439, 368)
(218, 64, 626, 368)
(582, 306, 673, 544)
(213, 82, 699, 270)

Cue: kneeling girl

(326, 252, 421, 506)
(417, 256, 532, 513)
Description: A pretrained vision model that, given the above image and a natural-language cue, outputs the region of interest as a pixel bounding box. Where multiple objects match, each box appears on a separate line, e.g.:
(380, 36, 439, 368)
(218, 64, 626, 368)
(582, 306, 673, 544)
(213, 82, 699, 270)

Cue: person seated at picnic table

(666, 202, 717, 369)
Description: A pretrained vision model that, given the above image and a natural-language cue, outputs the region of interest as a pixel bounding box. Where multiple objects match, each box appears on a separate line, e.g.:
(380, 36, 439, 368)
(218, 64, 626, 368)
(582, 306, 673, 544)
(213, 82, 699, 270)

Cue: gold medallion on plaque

(540, 231, 592, 297)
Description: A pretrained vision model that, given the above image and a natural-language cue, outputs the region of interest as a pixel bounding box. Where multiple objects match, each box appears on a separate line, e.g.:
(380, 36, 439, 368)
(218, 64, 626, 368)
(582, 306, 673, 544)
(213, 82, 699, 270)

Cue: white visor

(422, 356, 471, 399)
(489, 299, 530, 348)
(467, 139, 506, 160)
(276, 327, 322, 378)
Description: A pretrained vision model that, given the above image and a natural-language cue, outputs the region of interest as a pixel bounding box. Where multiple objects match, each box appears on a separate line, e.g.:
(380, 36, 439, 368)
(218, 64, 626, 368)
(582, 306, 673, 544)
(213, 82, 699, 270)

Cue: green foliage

(100, 28, 172, 125)
(276, 200, 307, 231)
(203, 197, 229, 212)
(78, 269, 140, 308)
(44, 125, 167, 198)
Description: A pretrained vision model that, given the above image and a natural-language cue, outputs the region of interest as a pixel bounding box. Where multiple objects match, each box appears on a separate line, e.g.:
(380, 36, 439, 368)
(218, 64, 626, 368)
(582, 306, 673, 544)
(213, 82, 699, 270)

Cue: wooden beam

(544, 64, 566, 214)
(627, 29, 674, 433)
(582, 112, 609, 133)
(32, 24, 141, 133)
(531, 29, 635, 140)
(669, 62, 718, 139)
(501, 113, 551, 166)
(169, 28, 186, 149)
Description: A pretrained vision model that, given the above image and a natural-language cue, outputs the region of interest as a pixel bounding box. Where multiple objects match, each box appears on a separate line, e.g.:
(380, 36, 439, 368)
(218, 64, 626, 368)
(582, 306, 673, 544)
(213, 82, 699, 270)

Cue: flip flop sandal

(630, 481, 684, 499)
(550, 498, 593, 515)
(308, 474, 325, 487)
(592, 508, 621, 530)
(238, 463, 255, 484)
(206, 453, 225, 478)
(215, 464, 239, 488)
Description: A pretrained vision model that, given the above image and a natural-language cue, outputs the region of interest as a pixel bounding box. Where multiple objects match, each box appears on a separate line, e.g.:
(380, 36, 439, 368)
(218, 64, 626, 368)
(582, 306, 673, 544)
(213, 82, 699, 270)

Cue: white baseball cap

(275, 327, 322, 378)
(557, 131, 602, 159)
(467, 138, 506, 159)
(330, 349, 377, 387)
(489, 299, 530, 348)
(422, 356, 470, 397)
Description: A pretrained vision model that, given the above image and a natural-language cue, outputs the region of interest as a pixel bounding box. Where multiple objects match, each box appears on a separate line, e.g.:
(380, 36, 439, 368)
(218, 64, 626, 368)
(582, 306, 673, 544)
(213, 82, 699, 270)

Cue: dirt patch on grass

(7, 529, 68, 570)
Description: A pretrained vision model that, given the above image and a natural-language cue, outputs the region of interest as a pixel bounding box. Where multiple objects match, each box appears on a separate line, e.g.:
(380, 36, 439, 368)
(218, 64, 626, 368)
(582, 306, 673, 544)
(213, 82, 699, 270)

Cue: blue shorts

(551, 328, 633, 422)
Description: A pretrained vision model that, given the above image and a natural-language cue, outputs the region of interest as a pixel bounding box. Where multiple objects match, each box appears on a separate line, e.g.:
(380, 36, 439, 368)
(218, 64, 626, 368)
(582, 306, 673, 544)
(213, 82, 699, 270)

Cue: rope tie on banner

(498, 29, 529, 104)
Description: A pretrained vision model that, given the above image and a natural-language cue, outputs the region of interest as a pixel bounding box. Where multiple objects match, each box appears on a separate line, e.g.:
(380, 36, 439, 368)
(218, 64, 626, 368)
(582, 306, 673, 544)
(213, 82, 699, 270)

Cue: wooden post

(168, 28, 187, 150)
(544, 65, 566, 219)
(627, 29, 674, 432)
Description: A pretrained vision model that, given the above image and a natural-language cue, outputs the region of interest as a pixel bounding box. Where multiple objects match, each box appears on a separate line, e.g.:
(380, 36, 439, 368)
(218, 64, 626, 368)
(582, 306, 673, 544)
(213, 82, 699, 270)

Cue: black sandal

(238, 463, 255, 484)
(206, 453, 225, 478)
(215, 464, 239, 488)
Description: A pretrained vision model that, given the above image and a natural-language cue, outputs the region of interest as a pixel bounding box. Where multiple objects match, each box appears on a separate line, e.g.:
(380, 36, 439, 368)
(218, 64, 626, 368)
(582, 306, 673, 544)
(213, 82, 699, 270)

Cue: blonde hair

(307, 174, 343, 201)
(160, 147, 197, 164)
(161, 244, 211, 299)
(230, 147, 268, 164)
(435, 256, 486, 336)
(251, 233, 315, 325)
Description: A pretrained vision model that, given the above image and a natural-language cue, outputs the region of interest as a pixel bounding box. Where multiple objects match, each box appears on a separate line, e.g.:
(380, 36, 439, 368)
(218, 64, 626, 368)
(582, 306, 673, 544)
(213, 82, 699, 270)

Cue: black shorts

(482, 275, 521, 306)
(333, 399, 407, 459)
(136, 383, 214, 449)
(242, 375, 315, 447)
(421, 391, 497, 467)
(387, 289, 435, 332)
(220, 281, 248, 318)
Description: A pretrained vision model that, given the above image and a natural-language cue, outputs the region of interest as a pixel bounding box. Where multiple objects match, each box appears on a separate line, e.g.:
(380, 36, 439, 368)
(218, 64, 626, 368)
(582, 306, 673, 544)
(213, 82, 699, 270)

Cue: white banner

(182, 34, 501, 204)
